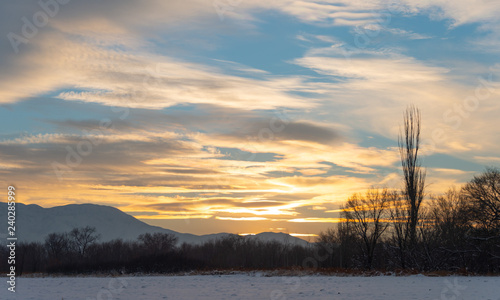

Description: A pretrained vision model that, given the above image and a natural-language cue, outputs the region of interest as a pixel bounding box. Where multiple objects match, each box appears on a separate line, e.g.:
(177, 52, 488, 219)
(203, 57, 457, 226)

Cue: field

(1, 274, 499, 300)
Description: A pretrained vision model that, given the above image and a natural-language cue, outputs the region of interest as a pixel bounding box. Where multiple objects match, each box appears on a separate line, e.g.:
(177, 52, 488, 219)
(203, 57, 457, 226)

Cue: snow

(1, 274, 499, 300)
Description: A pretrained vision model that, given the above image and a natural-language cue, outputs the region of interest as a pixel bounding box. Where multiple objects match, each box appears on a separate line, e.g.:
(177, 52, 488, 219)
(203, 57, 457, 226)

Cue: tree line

(318, 168, 500, 273)
(0, 229, 321, 274)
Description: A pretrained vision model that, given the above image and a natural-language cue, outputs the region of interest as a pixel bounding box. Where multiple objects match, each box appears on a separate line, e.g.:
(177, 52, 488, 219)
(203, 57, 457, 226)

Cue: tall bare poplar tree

(398, 105, 426, 247)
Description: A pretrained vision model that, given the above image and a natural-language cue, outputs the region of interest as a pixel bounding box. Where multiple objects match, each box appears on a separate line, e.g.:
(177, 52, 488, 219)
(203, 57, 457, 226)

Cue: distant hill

(0, 202, 309, 247)
(245, 232, 311, 246)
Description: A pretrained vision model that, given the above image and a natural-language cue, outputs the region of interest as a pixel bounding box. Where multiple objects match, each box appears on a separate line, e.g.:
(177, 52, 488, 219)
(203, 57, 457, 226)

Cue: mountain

(0, 202, 309, 246)
(245, 232, 311, 246)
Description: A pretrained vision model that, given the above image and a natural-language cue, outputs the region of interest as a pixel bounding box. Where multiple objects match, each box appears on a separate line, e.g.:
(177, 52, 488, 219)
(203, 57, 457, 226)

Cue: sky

(1, 0, 499, 238)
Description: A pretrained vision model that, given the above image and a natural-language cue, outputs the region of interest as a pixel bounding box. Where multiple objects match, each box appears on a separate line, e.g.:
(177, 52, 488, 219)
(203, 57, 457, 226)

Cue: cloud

(216, 216, 268, 221)
(386, 28, 432, 40)
(253, 0, 500, 30)
(226, 120, 343, 145)
(294, 55, 448, 82)
(289, 41, 500, 162)
(253, 0, 385, 26)
(1, 1, 320, 111)
(0, 31, 316, 111)
(288, 217, 344, 223)
(400, 0, 500, 27)
(0, 0, 220, 100)
(241, 0, 500, 49)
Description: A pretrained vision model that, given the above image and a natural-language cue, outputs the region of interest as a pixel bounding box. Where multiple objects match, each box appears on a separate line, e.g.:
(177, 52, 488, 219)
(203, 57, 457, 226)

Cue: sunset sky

(1, 0, 499, 237)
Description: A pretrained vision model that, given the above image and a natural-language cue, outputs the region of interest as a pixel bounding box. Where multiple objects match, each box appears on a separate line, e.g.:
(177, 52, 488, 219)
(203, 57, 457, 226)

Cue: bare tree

(45, 232, 70, 258)
(69, 226, 101, 257)
(17, 242, 46, 275)
(138, 232, 178, 256)
(398, 105, 426, 247)
(317, 228, 339, 267)
(389, 192, 411, 268)
(317, 228, 337, 247)
(342, 188, 392, 269)
(420, 188, 471, 270)
(462, 168, 500, 231)
(431, 187, 469, 235)
(461, 168, 500, 272)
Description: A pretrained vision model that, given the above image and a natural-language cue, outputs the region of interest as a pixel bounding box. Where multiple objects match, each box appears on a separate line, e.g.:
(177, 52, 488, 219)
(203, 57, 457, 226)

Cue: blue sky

(0, 0, 499, 236)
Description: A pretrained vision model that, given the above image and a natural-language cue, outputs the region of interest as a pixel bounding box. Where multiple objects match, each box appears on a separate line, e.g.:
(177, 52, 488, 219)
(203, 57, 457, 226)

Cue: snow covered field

(1, 274, 499, 300)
